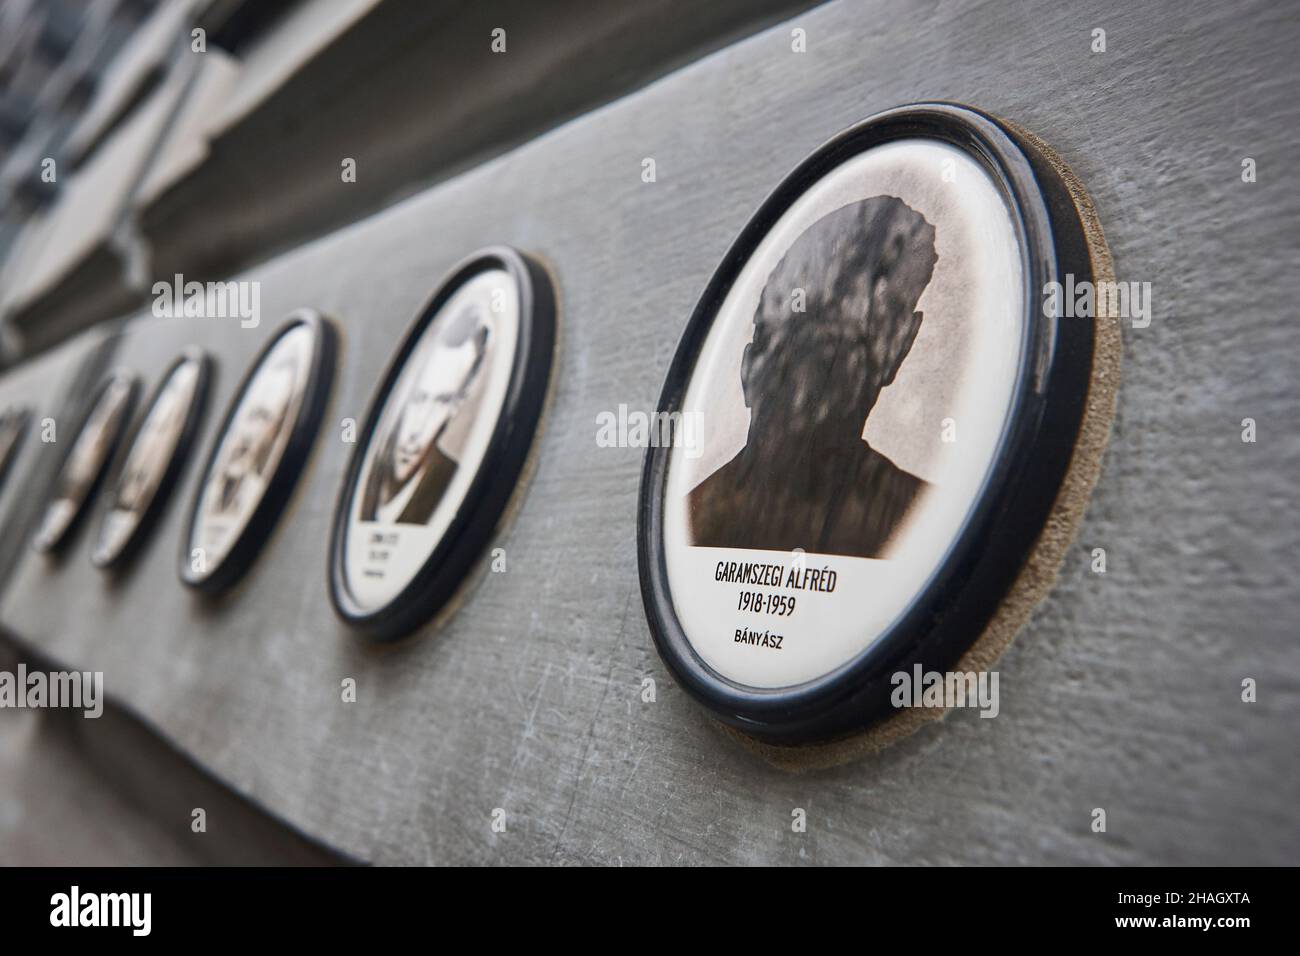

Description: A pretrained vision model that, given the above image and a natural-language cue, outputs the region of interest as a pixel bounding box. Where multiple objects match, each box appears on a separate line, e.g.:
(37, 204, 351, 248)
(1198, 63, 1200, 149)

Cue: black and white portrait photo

(94, 356, 204, 566)
(687, 196, 937, 560)
(33, 373, 135, 553)
(340, 268, 519, 613)
(662, 140, 1027, 689)
(211, 356, 295, 516)
(358, 304, 490, 525)
(191, 324, 311, 569)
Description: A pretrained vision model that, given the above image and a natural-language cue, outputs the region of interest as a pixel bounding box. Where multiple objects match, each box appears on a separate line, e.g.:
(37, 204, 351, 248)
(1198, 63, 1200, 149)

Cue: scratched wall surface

(0, 0, 1297, 864)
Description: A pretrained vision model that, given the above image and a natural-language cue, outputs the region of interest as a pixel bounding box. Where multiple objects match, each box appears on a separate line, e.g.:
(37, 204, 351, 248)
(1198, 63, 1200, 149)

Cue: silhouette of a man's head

(741, 196, 937, 450)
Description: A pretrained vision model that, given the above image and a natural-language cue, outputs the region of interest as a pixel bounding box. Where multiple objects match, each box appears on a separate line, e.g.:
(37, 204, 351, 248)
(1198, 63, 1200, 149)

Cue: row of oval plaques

(0, 105, 1101, 745)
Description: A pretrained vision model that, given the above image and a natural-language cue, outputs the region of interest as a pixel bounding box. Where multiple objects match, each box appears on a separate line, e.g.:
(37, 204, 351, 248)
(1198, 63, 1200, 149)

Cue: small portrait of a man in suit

(60, 383, 130, 504)
(34, 376, 133, 550)
(113, 363, 194, 517)
(359, 304, 490, 525)
(96, 362, 198, 561)
(214, 355, 297, 517)
(688, 195, 938, 559)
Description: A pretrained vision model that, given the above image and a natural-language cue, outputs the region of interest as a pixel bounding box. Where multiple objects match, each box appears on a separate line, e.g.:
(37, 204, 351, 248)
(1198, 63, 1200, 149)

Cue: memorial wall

(0, 0, 1295, 868)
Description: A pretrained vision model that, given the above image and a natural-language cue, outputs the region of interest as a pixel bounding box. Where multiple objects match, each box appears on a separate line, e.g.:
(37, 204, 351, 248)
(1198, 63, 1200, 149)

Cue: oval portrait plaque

(329, 247, 555, 641)
(638, 104, 1098, 743)
(0, 405, 31, 492)
(93, 349, 211, 570)
(33, 370, 138, 554)
(180, 311, 335, 593)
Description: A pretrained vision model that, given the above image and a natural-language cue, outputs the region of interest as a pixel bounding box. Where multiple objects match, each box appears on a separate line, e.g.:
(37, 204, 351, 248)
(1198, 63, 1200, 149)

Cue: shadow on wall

(0, 633, 353, 865)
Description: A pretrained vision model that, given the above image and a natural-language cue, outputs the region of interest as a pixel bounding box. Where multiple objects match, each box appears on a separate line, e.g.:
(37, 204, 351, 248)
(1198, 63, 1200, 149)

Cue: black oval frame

(92, 347, 212, 571)
(33, 368, 139, 555)
(328, 246, 555, 641)
(637, 103, 1098, 744)
(179, 310, 336, 594)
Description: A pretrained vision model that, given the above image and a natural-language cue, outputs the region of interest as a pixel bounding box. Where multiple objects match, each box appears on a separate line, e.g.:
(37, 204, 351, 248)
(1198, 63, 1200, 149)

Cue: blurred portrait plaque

(330, 247, 555, 640)
(638, 104, 1098, 743)
(92, 349, 211, 570)
(33, 371, 137, 554)
(181, 311, 335, 593)
(0, 405, 31, 491)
